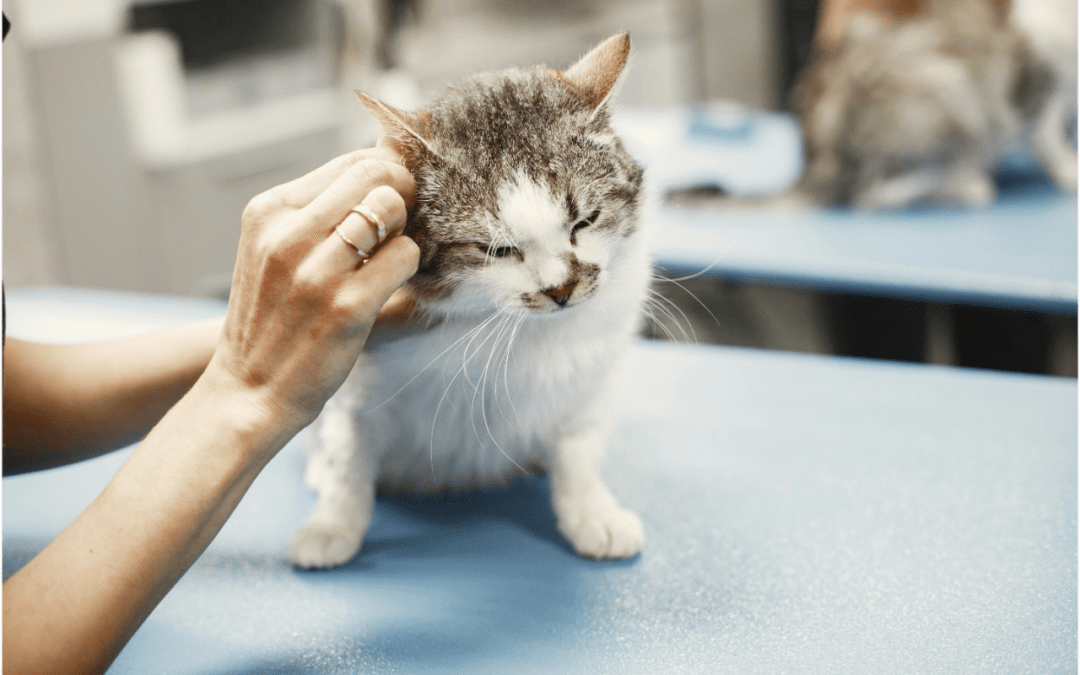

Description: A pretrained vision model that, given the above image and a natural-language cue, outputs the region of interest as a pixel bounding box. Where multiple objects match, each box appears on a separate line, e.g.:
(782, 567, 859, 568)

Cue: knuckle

(367, 186, 408, 229)
(257, 226, 308, 272)
(348, 158, 394, 188)
(242, 188, 287, 230)
(372, 184, 407, 212)
(399, 234, 421, 261)
(261, 239, 290, 268)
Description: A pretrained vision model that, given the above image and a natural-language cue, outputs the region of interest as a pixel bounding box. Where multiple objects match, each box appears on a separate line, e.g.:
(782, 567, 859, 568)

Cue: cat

(288, 34, 650, 569)
(787, 0, 1077, 209)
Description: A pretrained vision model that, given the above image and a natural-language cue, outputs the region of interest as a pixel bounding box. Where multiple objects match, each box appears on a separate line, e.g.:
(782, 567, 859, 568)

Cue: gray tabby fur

(792, 0, 1076, 209)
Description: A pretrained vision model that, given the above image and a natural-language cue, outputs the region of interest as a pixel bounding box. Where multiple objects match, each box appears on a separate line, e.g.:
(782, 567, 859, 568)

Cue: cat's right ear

(562, 33, 631, 113)
(357, 92, 435, 167)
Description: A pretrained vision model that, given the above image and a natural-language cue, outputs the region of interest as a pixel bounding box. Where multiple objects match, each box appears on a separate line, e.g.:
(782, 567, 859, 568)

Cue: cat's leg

(851, 168, 944, 210)
(288, 401, 377, 569)
(1030, 90, 1078, 191)
(548, 427, 644, 559)
(855, 165, 996, 209)
(931, 165, 997, 208)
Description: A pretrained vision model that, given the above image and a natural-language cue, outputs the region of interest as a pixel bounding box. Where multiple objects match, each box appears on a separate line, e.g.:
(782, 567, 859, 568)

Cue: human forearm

(2, 369, 296, 675)
(2, 146, 419, 674)
(3, 317, 223, 474)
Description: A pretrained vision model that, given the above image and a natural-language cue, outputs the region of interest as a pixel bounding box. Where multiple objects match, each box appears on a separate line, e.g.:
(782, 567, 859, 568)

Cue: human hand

(373, 286, 420, 329)
(203, 146, 420, 433)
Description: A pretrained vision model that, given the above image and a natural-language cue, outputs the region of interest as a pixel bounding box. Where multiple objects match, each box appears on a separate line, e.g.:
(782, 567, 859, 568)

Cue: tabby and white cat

(288, 34, 650, 569)
(792, 0, 1076, 209)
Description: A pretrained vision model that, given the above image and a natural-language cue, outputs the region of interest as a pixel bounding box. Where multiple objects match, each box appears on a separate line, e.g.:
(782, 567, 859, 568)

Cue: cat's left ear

(561, 33, 631, 114)
(357, 92, 435, 167)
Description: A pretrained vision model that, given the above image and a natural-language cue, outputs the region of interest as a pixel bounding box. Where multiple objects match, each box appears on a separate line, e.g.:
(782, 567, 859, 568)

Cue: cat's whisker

(649, 269, 727, 337)
(442, 311, 505, 406)
(645, 286, 701, 343)
(426, 310, 511, 477)
(468, 311, 529, 477)
(363, 310, 505, 414)
(456, 309, 507, 390)
(651, 240, 737, 283)
(486, 310, 525, 431)
(498, 312, 526, 425)
(639, 298, 682, 341)
(595, 279, 695, 343)
(467, 309, 510, 419)
(478, 310, 514, 408)
(641, 294, 694, 343)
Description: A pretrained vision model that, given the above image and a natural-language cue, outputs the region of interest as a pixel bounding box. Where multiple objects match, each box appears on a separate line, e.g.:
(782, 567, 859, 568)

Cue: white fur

(289, 178, 651, 569)
(497, 173, 566, 248)
(1012, 0, 1078, 75)
(1013, 0, 1079, 190)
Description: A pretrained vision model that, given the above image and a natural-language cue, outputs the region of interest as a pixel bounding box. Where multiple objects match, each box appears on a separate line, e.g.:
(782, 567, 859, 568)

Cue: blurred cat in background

(289, 34, 650, 569)
(792, 0, 1076, 209)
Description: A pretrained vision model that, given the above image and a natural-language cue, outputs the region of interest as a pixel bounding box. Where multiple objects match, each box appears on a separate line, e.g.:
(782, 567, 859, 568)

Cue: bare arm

(3, 145, 420, 675)
(1, 376, 288, 674)
(3, 287, 421, 475)
(2, 317, 222, 475)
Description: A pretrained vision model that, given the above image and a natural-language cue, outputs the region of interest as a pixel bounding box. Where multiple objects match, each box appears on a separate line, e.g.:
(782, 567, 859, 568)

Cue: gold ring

(334, 225, 369, 257)
(351, 204, 387, 242)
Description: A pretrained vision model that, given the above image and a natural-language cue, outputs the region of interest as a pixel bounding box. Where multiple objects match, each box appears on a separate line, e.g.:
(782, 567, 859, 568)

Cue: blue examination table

(3, 287, 1075, 673)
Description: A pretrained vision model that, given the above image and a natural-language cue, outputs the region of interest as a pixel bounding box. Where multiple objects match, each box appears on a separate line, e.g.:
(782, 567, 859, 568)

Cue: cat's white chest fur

(312, 234, 650, 494)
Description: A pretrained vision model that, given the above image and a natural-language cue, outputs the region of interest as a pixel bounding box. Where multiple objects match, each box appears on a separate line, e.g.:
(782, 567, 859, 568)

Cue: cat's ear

(561, 33, 631, 113)
(357, 92, 435, 165)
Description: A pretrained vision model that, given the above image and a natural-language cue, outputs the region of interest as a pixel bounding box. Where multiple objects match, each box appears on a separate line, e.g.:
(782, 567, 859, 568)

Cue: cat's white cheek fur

(574, 228, 610, 265)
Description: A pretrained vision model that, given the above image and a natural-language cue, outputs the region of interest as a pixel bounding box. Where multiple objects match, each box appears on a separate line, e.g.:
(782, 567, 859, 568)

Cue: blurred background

(3, 0, 1075, 375)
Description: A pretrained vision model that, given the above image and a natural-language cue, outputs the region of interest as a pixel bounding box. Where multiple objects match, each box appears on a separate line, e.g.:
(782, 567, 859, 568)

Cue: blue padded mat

(615, 106, 1078, 313)
(3, 288, 1077, 674)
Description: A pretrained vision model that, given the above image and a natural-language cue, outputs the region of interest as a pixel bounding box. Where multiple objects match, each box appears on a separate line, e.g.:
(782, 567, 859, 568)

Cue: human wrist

(182, 361, 314, 466)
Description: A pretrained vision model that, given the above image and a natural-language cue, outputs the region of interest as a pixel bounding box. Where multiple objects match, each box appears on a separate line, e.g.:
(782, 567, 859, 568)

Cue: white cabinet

(6, 0, 342, 296)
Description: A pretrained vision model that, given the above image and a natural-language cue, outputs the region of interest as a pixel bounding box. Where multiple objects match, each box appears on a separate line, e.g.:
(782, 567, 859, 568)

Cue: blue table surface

(615, 106, 1079, 313)
(4, 287, 1077, 674)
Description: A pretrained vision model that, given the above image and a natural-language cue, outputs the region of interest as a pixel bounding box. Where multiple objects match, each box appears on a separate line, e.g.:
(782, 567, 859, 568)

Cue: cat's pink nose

(544, 282, 578, 307)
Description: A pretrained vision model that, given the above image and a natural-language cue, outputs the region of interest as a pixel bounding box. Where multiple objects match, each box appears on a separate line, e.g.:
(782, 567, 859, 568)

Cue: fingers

(301, 158, 416, 238)
(338, 186, 404, 255)
(298, 185, 409, 282)
(343, 235, 421, 319)
(240, 147, 412, 253)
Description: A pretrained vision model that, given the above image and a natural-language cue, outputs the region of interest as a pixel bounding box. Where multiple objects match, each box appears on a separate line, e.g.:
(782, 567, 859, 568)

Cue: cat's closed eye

(475, 243, 523, 260)
(571, 210, 601, 244)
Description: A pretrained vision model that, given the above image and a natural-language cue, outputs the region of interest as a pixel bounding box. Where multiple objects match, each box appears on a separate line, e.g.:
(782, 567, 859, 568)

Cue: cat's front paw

(953, 172, 996, 208)
(558, 506, 645, 560)
(1050, 158, 1078, 192)
(288, 522, 363, 569)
